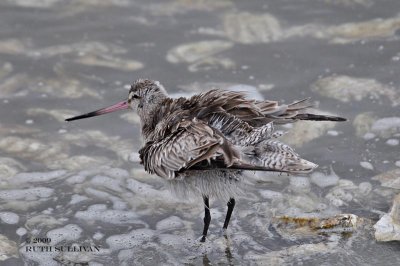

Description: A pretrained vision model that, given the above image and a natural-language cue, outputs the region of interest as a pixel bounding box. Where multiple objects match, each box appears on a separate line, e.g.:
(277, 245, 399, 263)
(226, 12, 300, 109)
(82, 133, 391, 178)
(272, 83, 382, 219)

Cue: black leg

(200, 196, 211, 242)
(223, 198, 235, 230)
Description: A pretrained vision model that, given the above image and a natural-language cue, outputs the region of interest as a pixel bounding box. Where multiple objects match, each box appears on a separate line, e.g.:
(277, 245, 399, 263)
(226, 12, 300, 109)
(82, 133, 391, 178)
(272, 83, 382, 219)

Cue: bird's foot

(199, 235, 207, 242)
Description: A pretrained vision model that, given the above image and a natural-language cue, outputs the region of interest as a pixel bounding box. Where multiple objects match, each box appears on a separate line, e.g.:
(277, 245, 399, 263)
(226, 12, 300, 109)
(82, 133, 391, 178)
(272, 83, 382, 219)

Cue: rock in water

(374, 193, 400, 241)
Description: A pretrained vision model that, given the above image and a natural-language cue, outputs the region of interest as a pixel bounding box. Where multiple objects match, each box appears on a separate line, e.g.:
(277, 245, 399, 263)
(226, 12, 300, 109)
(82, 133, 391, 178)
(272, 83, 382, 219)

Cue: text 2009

(26, 238, 51, 244)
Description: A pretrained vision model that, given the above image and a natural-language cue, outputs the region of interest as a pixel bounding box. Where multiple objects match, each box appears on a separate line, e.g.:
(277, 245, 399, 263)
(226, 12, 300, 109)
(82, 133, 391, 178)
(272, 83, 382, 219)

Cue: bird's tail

(249, 138, 318, 174)
(293, 113, 347, 122)
(255, 98, 346, 123)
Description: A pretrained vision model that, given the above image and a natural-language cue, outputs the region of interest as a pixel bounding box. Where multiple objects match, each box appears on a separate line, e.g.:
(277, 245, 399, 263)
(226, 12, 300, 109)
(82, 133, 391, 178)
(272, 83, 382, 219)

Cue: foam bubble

(386, 139, 399, 146)
(12, 170, 67, 184)
(358, 182, 372, 195)
(156, 216, 184, 231)
(104, 168, 129, 178)
(371, 117, 400, 137)
(90, 175, 123, 193)
(310, 171, 339, 188)
(16, 227, 27, 236)
(360, 161, 374, 170)
(84, 188, 127, 210)
(93, 232, 104, 240)
(69, 194, 89, 205)
(327, 130, 339, 136)
(46, 224, 83, 245)
(106, 229, 155, 251)
(259, 190, 283, 200)
(66, 175, 87, 184)
(0, 187, 54, 200)
(363, 132, 376, 140)
(75, 204, 139, 224)
(289, 176, 311, 193)
(0, 212, 19, 224)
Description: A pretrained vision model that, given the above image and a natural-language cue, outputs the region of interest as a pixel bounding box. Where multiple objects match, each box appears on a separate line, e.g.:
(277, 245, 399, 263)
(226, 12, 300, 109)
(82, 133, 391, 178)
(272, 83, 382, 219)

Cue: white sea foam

(106, 229, 155, 251)
(0, 212, 19, 224)
(386, 139, 399, 146)
(90, 175, 123, 193)
(310, 171, 340, 188)
(289, 176, 311, 193)
(371, 117, 400, 137)
(16, 227, 27, 236)
(84, 187, 127, 210)
(69, 194, 89, 205)
(12, 170, 66, 184)
(0, 187, 53, 200)
(46, 224, 83, 245)
(360, 161, 374, 170)
(75, 204, 140, 224)
(259, 190, 283, 200)
(156, 216, 185, 231)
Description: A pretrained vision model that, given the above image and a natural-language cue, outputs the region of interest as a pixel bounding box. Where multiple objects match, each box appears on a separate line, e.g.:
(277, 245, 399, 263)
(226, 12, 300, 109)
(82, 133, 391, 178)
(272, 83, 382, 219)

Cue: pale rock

(374, 194, 400, 241)
(372, 169, 400, 189)
(0, 234, 18, 261)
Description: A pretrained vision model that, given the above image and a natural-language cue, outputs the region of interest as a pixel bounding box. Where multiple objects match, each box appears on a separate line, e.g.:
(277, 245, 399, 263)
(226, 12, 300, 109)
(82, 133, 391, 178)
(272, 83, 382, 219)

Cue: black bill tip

(65, 112, 98, 122)
(65, 100, 130, 122)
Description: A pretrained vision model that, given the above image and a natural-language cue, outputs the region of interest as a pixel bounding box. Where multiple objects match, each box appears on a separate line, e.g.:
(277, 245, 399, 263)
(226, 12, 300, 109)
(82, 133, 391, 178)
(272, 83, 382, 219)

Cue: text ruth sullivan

(25, 245, 101, 252)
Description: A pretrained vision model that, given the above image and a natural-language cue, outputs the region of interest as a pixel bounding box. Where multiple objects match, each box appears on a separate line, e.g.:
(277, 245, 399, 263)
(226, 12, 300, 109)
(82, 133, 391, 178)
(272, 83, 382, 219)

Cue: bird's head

(65, 79, 168, 122)
(128, 79, 168, 110)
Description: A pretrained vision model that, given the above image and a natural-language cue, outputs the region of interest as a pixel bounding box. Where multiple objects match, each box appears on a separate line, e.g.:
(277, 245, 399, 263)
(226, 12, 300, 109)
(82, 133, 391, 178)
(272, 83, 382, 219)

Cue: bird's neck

(139, 96, 168, 141)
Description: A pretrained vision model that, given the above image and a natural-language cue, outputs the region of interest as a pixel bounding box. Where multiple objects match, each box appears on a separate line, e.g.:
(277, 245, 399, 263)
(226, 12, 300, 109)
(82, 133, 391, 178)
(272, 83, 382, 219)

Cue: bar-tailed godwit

(66, 79, 346, 242)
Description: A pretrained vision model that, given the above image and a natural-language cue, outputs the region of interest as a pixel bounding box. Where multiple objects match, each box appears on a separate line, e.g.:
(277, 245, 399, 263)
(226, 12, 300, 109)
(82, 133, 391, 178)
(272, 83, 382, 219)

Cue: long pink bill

(65, 100, 130, 122)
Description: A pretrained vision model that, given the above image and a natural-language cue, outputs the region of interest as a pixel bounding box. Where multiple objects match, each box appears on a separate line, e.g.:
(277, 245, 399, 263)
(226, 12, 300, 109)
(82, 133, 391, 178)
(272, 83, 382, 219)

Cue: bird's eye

(128, 91, 141, 103)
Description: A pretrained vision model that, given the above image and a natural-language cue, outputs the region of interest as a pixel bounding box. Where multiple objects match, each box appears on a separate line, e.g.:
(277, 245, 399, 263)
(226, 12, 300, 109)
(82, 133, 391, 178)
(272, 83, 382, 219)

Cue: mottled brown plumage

(66, 78, 346, 242)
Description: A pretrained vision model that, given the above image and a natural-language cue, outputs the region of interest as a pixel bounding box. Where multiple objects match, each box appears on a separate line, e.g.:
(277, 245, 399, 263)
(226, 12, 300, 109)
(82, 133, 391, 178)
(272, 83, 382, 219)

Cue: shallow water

(1, 0, 400, 265)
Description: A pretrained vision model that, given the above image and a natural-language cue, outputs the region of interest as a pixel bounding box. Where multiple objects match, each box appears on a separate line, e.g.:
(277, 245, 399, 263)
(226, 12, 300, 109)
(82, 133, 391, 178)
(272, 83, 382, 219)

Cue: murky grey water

(1, 0, 400, 265)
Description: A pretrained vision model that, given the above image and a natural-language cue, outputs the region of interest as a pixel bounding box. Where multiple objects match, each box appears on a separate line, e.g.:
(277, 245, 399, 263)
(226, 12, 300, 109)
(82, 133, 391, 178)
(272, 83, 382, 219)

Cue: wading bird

(66, 79, 346, 242)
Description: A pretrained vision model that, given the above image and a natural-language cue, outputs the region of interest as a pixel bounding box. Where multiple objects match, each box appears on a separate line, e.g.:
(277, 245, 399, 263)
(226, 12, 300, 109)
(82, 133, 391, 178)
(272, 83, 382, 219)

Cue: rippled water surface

(1, 0, 400, 265)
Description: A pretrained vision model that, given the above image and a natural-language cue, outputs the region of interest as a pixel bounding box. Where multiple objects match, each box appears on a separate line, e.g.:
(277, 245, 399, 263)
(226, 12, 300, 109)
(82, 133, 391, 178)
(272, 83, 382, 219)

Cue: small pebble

(25, 119, 34, 124)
